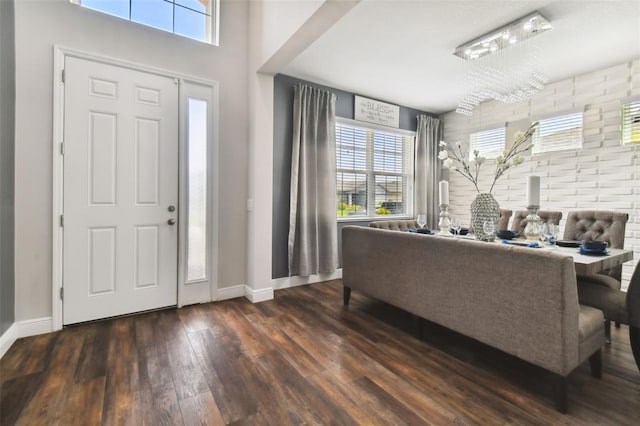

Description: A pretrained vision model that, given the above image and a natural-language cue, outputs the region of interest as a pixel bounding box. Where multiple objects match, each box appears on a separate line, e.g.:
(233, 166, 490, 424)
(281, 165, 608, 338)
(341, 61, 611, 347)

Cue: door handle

(167, 218, 176, 225)
(168, 205, 176, 212)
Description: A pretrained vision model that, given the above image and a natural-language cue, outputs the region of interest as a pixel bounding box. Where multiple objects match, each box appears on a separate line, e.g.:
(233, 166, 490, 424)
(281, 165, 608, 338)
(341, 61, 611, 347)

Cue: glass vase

(470, 193, 500, 242)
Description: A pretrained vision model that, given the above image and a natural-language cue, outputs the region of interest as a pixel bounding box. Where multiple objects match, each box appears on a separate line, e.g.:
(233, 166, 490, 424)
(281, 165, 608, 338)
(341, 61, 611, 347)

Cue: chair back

(563, 210, 629, 282)
(627, 262, 640, 327)
(369, 219, 418, 231)
(511, 210, 563, 234)
(497, 209, 513, 231)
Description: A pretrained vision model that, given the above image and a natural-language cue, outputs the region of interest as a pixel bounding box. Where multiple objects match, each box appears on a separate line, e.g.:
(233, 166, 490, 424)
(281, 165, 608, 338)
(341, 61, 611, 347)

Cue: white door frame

(52, 46, 219, 331)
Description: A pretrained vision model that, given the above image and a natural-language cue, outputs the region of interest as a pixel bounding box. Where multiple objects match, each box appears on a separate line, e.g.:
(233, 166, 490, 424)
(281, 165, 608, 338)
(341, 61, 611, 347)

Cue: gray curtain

(415, 115, 441, 229)
(288, 84, 338, 276)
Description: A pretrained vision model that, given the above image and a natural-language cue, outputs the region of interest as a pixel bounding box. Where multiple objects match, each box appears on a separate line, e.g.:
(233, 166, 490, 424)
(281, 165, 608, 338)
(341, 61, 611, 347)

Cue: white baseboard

(272, 269, 342, 290)
(244, 285, 274, 303)
(0, 317, 53, 359)
(217, 285, 246, 301)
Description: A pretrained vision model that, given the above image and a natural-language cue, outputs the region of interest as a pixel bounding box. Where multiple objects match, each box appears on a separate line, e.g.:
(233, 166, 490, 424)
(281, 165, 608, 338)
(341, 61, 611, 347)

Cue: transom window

(468, 126, 505, 160)
(532, 112, 583, 154)
(336, 119, 414, 219)
(72, 0, 219, 45)
(622, 100, 640, 144)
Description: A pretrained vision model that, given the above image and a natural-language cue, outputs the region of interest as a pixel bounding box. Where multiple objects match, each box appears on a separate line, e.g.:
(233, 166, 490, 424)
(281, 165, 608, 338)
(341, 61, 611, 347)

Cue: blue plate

(579, 247, 608, 256)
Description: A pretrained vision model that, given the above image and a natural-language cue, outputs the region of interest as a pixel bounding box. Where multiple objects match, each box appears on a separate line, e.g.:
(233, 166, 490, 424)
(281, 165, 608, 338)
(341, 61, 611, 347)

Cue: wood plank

(179, 391, 225, 426)
(2, 280, 639, 424)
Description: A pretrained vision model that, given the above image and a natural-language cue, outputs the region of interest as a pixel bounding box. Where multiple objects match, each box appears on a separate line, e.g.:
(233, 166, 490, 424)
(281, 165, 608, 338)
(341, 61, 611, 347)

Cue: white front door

(63, 56, 179, 325)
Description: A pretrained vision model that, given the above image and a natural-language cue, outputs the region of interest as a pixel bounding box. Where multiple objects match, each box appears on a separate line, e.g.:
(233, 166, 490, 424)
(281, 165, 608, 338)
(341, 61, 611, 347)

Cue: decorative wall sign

(354, 95, 400, 128)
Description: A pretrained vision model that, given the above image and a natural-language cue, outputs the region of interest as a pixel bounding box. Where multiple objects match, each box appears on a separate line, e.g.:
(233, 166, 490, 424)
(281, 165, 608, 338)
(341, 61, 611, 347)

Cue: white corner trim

(0, 317, 53, 359)
(244, 285, 274, 303)
(272, 269, 342, 291)
(0, 323, 18, 359)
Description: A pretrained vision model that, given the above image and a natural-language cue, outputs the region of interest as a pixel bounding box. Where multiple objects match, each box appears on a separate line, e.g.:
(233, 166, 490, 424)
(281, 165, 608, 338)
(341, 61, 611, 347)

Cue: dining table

(445, 233, 634, 276)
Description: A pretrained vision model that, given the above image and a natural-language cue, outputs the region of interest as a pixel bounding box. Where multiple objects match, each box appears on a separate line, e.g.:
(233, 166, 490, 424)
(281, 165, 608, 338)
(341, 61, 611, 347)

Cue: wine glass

(417, 214, 426, 229)
(483, 220, 496, 239)
(543, 223, 558, 248)
(450, 217, 460, 235)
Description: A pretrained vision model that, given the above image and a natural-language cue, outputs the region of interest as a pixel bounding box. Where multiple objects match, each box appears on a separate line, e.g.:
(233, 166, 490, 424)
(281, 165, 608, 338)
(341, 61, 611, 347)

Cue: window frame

(468, 126, 506, 160)
(532, 111, 583, 154)
(336, 118, 415, 222)
(621, 99, 640, 145)
(71, 0, 220, 45)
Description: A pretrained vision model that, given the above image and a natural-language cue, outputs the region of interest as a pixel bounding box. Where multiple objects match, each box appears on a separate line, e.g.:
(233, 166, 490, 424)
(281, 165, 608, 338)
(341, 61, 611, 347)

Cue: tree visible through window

(336, 119, 414, 219)
(73, 0, 218, 44)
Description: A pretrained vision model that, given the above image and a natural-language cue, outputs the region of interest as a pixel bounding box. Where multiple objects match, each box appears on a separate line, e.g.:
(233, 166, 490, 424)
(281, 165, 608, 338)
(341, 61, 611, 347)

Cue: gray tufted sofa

(342, 225, 605, 412)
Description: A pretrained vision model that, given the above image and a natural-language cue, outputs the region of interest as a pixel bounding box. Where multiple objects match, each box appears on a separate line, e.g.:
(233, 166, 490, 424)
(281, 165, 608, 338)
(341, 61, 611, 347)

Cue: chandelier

(454, 12, 553, 116)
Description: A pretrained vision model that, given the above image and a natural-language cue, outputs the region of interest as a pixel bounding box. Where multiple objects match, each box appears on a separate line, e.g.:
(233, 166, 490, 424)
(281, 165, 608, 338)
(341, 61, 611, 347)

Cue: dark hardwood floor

(1, 280, 639, 425)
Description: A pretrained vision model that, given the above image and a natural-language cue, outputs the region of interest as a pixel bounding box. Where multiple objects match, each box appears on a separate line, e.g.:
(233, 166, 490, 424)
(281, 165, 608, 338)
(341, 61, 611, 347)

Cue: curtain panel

(415, 115, 442, 229)
(288, 84, 338, 276)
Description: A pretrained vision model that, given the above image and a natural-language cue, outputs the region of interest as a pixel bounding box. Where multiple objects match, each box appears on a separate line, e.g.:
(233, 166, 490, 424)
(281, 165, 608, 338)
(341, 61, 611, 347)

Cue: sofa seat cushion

(578, 305, 605, 364)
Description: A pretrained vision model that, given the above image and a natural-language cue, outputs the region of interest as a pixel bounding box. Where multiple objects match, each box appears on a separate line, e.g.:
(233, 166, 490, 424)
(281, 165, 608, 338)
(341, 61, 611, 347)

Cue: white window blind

(532, 112, 583, 154)
(468, 127, 506, 160)
(336, 120, 414, 219)
(622, 101, 640, 144)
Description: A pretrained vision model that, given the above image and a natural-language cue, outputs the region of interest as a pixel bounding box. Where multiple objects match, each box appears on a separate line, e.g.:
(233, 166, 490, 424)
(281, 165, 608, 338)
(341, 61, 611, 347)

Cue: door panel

(63, 56, 179, 325)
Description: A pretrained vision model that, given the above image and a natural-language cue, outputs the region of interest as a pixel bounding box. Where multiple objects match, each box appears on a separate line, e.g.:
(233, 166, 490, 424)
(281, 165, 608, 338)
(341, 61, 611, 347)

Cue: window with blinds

(336, 120, 414, 219)
(468, 127, 506, 160)
(532, 112, 583, 154)
(622, 101, 640, 144)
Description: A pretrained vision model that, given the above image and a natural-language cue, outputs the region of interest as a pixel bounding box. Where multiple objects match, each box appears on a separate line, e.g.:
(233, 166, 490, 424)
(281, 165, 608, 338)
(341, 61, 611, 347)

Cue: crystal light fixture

(454, 12, 552, 116)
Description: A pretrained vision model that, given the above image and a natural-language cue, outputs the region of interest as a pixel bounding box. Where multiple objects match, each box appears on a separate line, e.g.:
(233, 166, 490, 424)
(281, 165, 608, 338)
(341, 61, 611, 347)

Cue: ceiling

(281, 0, 640, 114)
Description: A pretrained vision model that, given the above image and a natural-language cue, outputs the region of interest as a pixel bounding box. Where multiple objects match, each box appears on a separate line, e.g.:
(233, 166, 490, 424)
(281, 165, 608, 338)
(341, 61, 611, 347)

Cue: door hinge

(61, 69, 65, 83)
(60, 142, 64, 155)
(60, 287, 64, 301)
(60, 215, 64, 227)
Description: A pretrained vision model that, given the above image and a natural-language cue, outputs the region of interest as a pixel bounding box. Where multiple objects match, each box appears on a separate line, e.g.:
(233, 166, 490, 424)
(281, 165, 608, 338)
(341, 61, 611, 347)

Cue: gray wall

(13, 0, 249, 322)
(0, 0, 16, 336)
(272, 73, 436, 279)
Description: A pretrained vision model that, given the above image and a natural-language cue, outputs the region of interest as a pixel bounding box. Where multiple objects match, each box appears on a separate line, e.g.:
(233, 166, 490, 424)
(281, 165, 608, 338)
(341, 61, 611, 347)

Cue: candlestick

(523, 205, 542, 242)
(439, 181, 449, 206)
(438, 204, 452, 236)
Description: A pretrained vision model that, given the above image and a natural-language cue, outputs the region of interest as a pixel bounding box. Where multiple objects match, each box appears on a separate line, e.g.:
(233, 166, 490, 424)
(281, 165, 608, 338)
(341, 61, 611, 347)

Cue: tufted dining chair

(510, 210, 563, 234)
(576, 260, 640, 372)
(564, 210, 630, 342)
(497, 209, 513, 231)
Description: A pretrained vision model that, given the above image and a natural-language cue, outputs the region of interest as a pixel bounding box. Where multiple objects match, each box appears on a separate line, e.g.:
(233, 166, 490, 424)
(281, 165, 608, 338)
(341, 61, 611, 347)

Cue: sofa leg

(343, 286, 351, 306)
(588, 349, 602, 379)
(551, 374, 568, 414)
(630, 326, 640, 373)
(615, 321, 621, 329)
(605, 320, 611, 344)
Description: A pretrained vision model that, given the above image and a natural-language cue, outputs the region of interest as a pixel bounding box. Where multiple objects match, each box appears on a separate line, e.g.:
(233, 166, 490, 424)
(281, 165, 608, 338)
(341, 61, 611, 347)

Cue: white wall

(13, 0, 249, 321)
(441, 59, 640, 290)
